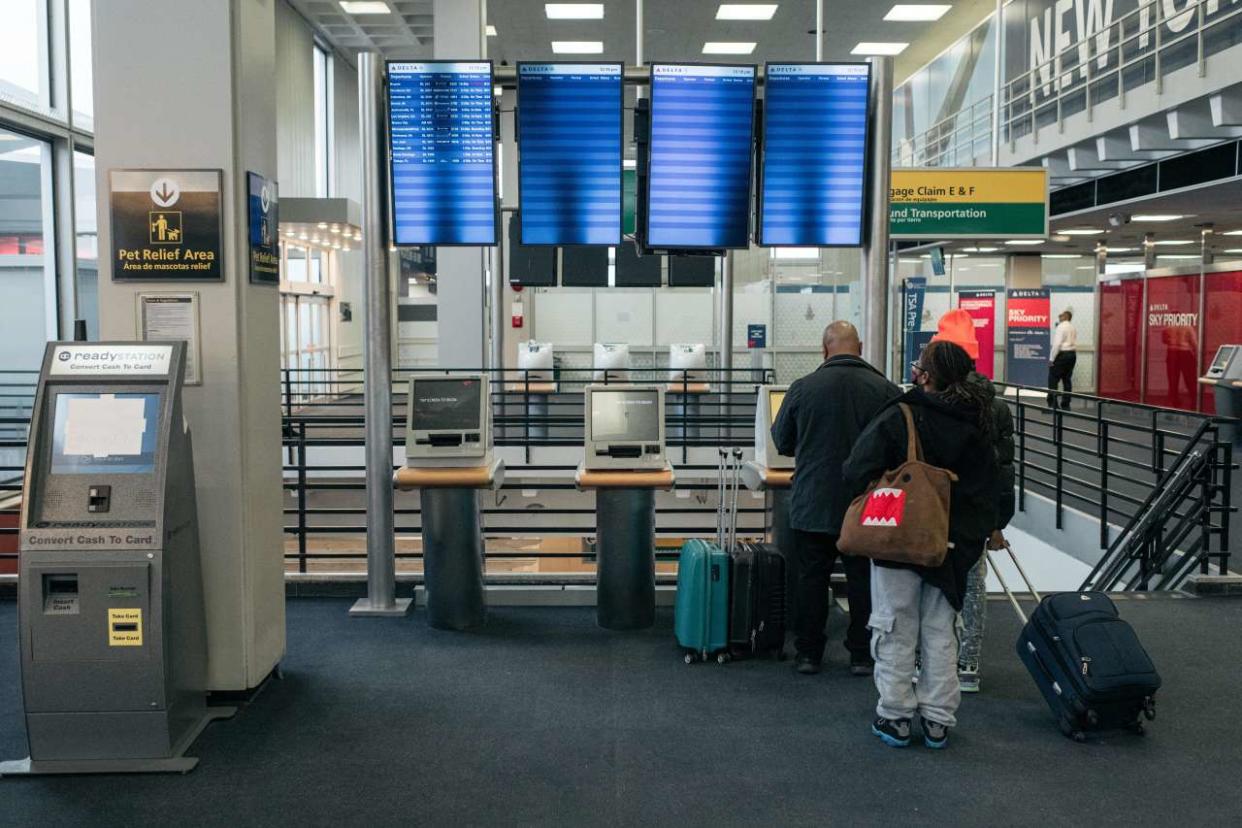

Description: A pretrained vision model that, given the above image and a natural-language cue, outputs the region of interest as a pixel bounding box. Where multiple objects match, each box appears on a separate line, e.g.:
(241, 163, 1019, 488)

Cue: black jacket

(841, 387, 999, 610)
(976, 372, 1016, 530)
(771, 355, 901, 534)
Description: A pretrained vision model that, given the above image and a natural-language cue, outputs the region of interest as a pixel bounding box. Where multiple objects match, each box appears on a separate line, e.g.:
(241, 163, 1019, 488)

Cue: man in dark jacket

(771, 321, 901, 675)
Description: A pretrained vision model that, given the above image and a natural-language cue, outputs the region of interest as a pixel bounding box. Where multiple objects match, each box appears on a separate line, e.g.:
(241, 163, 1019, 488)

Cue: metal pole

(719, 252, 734, 378)
(816, 0, 823, 61)
(489, 204, 507, 380)
(991, 0, 1004, 164)
(862, 56, 894, 373)
(352, 52, 411, 617)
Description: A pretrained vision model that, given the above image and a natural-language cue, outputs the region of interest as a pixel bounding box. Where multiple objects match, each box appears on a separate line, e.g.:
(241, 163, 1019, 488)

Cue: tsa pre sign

(890, 168, 1048, 240)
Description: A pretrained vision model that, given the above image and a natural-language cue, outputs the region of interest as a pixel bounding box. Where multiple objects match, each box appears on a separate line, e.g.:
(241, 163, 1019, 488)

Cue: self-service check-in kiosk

(742, 385, 797, 632)
(666, 344, 709, 441)
(577, 384, 674, 630)
(396, 374, 503, 630)
(511, 341, 556, 440)
(0, 342, 230, 777)
(1200, 345, 1242, 445)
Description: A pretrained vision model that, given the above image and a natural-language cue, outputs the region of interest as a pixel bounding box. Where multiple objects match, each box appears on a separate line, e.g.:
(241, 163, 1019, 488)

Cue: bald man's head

(822, 321, 862, 359)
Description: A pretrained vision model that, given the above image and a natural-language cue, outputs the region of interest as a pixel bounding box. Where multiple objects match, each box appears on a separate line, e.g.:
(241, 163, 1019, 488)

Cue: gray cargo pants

(958, 557, 987, 668)
(868, 562, 960, 727)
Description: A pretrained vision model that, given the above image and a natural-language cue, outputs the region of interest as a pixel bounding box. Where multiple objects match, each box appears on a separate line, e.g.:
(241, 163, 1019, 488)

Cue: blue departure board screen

(646, 64, 756, 250)
(387, 61, 497, 246)
(518, 63, 623, 246)
(760, 63, 870, 247)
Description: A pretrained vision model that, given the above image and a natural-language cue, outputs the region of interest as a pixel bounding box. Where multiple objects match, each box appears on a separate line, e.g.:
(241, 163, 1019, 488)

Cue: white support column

(92, 0, 285, 691)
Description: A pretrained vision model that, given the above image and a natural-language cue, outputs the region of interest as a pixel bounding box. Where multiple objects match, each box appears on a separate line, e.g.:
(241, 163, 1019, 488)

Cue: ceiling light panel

(1060, 228, 1104, 235)
(1005, 239, 1043, 245)
(851, 42, 909, 55)
(884, 4, 951, 21)
(545, 3, 604, 19)
(716, 3, 779, 20)
(702, 41, 757, 54)
(1131, 214, 1184, 221)
(551, 40, 604, 53)
(486, 24, 497, 36)
(339, 1, 392, 13)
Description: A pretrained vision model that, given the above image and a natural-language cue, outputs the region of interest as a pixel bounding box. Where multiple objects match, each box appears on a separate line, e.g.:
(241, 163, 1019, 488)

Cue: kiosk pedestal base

(596, 488, 656, 631)
(0, 705, 235, 777)
(349, 597, 414, 617)
(422, 488, 487, 630)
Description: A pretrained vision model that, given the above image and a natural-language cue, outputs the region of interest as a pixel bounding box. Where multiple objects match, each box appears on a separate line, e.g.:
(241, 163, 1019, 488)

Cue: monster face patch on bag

(860, 487, 906, 527)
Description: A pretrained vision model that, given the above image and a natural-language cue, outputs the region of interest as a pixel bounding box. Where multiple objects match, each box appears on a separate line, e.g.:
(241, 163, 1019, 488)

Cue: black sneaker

(850, 655, 875, 677)
(872, 717, 912, 748)
(794, 655, 821, 675)
(921, 716, 949, 750)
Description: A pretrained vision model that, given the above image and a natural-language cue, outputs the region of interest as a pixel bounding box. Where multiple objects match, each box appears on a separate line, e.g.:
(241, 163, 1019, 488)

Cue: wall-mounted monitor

(517, 62, 623, 246)
(405, 373, 491, 467)
(668, 255, 716, 287)
(646, 63, 756, 250)
(583, 384, 666, 471)
(508, 212, 558, 286)
(759, 63, 870, 247)
(50, 392, 161, 475)
(387, 61, 497, 246)
(561, 245, 609, 287)
(614, 241, 662, 287)
(754, 384, 794, 469)
(593, 342, 631, 383)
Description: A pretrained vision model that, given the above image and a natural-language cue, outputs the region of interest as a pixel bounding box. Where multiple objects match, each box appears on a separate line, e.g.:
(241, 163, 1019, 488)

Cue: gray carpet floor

(2, 596, 1241, 827)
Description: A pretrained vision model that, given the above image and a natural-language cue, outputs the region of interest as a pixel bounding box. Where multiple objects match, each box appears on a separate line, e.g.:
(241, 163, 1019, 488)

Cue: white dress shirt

(1050, 319, 1077, 360)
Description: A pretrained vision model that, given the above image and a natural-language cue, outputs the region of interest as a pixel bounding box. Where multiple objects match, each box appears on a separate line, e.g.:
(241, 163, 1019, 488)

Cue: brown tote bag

(838, 403, 958, 567)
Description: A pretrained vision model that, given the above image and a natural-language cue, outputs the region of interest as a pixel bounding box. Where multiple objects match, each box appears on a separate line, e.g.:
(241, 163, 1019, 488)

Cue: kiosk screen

(1210, 345, 1236, 373)
(412, 378, 482, 431)
(591, 390, 660, 442)
(51, 392, 160, 474)
(768, 389, 786, 425)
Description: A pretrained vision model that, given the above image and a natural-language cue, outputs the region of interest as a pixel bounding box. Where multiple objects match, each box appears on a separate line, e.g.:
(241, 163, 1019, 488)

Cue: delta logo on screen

(860, 487, 907, 528)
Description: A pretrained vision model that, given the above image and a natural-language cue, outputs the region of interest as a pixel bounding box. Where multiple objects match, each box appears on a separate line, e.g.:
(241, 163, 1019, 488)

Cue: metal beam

(862, 56, 893, 374)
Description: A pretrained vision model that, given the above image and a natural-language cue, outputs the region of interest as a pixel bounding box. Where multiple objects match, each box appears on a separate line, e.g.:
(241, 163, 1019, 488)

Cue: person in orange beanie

(926, 309, 1015, 694)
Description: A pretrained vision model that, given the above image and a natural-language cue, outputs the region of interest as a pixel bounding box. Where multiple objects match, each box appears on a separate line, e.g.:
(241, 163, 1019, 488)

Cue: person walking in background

(1047, 309, 1078, 409)
(925, 310, 1016, 695)
(843, 340, 999, 750)
(771, 321, 900, 677)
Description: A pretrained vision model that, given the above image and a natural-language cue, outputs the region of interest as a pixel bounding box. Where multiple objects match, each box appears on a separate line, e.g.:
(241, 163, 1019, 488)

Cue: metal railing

(996, 382, 1233, 585)
(892, 95, 994, 170)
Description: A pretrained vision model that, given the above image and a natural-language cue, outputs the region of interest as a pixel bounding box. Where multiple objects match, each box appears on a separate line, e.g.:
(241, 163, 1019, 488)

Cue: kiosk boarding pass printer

(406, 373, 493, 468)
(754, 385, 794, 470)
(593, 343, 631, 383)
(583, 384, 667, 471)
(517, 341, 555, 383)
(2, 341, 223, 776)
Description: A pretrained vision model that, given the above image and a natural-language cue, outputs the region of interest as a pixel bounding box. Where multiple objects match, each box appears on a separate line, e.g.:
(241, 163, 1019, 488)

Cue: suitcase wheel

(1085, 710, 1100, 728)
(716, 652, 731, 664)
(1144, 698, 1156, 721)
(683, 652, 696, 665)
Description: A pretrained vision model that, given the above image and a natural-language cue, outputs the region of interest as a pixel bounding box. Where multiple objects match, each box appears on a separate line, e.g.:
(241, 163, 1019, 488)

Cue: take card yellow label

(108, 608, 143, 647)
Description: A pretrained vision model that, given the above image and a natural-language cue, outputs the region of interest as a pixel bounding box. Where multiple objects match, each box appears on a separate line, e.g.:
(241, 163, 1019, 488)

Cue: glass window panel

(286, 245, 307, 282)
(73, 151, 98, 339)
(313, 46, 328, 198)
(309, 248, 323, 283)
(0, 0, 48, 112)
(69, 0, 93, 129)
(0, 129, 55, 369)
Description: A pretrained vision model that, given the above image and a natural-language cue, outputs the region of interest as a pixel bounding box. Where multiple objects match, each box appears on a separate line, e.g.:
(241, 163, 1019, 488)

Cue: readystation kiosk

(396, 373, 503, 630)
(1, 342, 230, 776)
(1200, 344, 1242, 445)
(576, 384, 674, 630)
(742, 385, 797, 631)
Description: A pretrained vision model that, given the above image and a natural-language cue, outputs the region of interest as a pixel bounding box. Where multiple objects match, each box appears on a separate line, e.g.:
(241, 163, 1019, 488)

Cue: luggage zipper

(1080, 656, 1091, 677)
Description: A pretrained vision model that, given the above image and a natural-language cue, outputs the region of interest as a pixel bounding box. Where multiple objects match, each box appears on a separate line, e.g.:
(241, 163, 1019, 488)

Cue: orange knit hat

(930, 309, 980, 361)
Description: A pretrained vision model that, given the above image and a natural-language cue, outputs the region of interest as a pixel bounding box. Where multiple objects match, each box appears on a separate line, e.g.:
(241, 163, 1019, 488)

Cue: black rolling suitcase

(988, 546, 1161, 741)
(722, 450, 787, 660)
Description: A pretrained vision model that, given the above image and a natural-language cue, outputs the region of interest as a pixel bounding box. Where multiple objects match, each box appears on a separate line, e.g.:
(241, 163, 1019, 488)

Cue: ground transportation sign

(890, 167, 1048, 240)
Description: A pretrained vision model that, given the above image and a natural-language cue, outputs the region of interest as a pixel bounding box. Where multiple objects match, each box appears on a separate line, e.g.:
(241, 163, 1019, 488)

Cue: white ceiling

(289, 0, 996, 83)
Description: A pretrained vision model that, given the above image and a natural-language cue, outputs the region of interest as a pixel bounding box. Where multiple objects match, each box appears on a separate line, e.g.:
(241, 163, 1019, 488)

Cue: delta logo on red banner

(860, 487, 907, 528)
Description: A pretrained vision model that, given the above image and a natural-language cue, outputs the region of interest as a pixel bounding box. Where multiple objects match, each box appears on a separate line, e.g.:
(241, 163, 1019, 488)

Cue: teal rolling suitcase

(674, 449, 732, 663)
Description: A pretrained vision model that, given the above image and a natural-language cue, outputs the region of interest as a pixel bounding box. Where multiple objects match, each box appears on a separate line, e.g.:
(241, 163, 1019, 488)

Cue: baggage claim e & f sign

(889, 168, 1048, 241)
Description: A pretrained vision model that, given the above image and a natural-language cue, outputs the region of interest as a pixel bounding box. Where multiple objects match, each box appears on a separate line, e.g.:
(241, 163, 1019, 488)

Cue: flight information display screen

(51, 392, 161, 475)
(387, 61, 497, 246)
(760, 63, 871, 246)
(411, 378, 482, 431)
(646, 64, 756, 250)
(518, 63, 623, 246)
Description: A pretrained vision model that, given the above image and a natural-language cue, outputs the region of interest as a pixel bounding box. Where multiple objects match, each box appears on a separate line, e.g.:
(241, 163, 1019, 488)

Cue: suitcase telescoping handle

(728, 448, 743, 551)
(716, 448, 728, 549)
(984, 540, 1042, 624)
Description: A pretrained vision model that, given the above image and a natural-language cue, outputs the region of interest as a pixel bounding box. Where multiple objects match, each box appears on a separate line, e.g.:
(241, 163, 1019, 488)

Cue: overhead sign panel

(890, 167, 1048, 239)
(646, 63, 756, 250)
(760, 63, 870, 247)
(518, 62, 623, 246)
(387, 61, 497, 246)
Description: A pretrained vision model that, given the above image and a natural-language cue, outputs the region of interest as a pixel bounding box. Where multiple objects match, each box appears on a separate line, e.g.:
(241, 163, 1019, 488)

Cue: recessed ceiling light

(703, 41, 757, 54)
(486, 24, 498, 36)
(1154, 239, 1194, 246)
(1223, 248, 1242, 254)
(716, 3, 779, 20)
(1060, 228, 1104, 235)
(1005, 240, 1044, 245)
(545, 3, 604, 19)
(1104, 247, 1135, 253)
(1159, 254, 1201, 260)
(339, 1, 391, 13)
(1131, 214, 1184, 222)
(1220, 230, 1242, 236)
(622, 159, 637, 169)
(851, 42, 909, 55)
(551, 40, 604, 53)
(493, 84, 503, 96)
(1043, 254, 1082, 259)
(884, 4, 951, 21)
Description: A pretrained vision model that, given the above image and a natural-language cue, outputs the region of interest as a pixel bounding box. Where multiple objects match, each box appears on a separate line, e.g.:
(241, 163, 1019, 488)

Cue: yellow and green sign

(889, 168, 1048, 240)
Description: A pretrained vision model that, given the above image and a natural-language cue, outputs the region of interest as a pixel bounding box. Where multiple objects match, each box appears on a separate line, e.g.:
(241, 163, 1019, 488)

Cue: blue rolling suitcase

(674, 450, 732, 663)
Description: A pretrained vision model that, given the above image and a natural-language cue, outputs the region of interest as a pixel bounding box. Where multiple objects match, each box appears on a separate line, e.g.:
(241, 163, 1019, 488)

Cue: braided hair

(920, 339, 994, 439)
